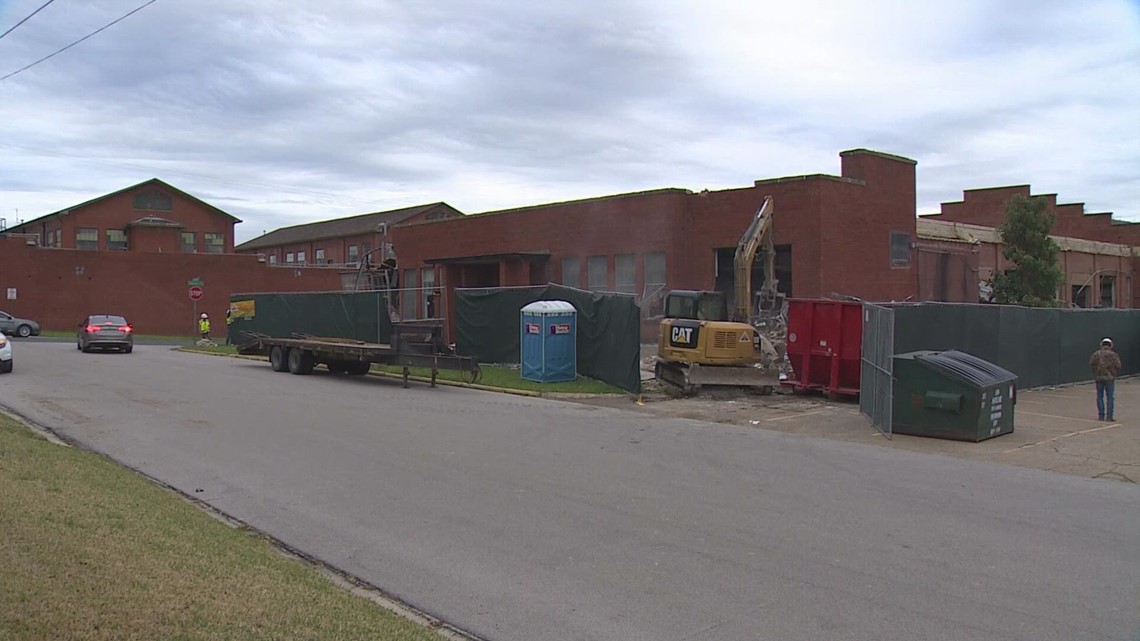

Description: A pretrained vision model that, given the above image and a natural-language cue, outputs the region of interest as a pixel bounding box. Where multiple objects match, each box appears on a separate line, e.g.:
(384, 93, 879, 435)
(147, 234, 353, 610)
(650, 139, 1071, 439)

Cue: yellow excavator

(655, 196, 781, 396)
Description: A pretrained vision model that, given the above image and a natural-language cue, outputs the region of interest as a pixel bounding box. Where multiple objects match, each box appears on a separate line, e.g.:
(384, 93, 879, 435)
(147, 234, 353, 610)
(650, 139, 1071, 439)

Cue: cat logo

(670, 326, 695, 346)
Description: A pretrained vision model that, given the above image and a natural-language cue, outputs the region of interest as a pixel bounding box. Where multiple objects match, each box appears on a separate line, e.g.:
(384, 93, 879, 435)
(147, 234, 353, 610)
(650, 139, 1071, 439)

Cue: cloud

(0, 0, 1136, 242)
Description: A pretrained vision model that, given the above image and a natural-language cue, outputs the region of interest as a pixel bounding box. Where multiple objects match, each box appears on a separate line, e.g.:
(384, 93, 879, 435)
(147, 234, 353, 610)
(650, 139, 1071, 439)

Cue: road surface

(2, 341, 1137, 641)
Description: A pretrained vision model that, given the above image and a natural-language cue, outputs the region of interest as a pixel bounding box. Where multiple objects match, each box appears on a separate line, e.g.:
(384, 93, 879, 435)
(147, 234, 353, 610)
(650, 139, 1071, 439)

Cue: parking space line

(1003, 423, 1122, 454)
(766, 410, 827, 422)
(1017, 410, 1103, 424)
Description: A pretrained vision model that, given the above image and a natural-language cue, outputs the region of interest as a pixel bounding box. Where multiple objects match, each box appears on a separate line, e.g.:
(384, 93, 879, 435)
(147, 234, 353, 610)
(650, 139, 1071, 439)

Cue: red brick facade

(0, 237, 343, 336)
(927, 185, 1140, 246)
(4, 179, 239, 254)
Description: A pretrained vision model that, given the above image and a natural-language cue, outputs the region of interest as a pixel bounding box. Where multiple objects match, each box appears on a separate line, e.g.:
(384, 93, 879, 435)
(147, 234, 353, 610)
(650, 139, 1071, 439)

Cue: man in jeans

(1089, 337, 1122, 421)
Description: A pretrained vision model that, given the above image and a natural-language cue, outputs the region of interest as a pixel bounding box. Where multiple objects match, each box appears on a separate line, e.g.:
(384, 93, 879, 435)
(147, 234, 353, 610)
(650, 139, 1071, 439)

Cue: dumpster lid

(521, 300, 576, 314)
(916, 350, 1017, 387)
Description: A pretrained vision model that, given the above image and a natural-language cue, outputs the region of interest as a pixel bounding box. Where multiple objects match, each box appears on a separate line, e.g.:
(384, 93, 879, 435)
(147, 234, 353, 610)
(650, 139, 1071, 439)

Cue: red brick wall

(9, 183, 236, 253)
(930, 186, 1140, 246)
(394, 189, 692, 291)
(0, 238, 343, 336)
(818, 150, 918, 302)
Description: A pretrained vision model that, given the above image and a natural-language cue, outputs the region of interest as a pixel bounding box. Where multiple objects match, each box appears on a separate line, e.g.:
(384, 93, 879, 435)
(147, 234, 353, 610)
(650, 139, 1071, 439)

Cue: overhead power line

(0, 0, 159, 82)
(0, 0, 56, 41)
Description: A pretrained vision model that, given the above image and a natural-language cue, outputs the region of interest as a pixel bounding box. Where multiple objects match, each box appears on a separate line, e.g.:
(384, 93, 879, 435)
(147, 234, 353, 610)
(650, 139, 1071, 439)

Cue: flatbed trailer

(237, 329, 481, 388)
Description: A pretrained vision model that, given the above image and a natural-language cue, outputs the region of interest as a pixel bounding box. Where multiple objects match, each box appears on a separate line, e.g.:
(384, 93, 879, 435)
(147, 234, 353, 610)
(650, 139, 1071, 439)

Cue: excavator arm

(732, 196, 775, 323)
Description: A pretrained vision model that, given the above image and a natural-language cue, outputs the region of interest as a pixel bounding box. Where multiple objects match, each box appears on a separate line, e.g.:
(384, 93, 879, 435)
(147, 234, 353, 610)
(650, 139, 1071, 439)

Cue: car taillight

(85, 325, 100, 333)
(119, 326, 132, 333)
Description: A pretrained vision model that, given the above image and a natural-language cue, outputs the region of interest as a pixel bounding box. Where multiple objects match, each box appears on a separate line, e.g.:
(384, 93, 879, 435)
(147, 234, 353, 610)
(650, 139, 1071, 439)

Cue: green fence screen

(228, 291, 392, 346)
(891, 303, 1140, 389)
(455, 285, 641, 393)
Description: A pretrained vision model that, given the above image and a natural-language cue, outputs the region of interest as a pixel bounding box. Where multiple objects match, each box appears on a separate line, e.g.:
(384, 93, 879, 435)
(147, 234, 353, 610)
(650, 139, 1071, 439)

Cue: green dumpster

(892, 350, 1017, 442)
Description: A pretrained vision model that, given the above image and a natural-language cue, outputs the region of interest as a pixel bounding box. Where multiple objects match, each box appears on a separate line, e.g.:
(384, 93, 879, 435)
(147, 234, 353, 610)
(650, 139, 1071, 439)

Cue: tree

(989, 195, 1062, 307)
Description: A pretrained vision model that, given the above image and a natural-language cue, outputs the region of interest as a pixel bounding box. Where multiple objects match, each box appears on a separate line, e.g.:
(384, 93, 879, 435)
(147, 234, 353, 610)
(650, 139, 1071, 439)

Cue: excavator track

(655, 359, 778, 398)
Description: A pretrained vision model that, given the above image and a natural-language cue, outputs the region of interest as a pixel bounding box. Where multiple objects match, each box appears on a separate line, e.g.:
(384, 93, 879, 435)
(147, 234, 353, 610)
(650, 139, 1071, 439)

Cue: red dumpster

(782, 299, 862, 398)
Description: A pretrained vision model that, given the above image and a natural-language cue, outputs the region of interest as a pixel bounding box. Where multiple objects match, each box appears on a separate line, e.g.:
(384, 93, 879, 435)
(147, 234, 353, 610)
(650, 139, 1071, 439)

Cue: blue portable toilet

(520, 300, 577, 383)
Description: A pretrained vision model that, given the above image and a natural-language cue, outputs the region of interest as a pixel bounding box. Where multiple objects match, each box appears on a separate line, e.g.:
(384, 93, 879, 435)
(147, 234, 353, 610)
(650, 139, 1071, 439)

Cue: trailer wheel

(270, 346, 290, 372)
(327, 361, 346, 374)
(287, 348, 315, 375)
(347, 361, 371, 376)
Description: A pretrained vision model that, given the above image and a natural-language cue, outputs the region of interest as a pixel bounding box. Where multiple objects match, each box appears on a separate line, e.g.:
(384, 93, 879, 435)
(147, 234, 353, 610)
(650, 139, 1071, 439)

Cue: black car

(78, 315, 134, 353)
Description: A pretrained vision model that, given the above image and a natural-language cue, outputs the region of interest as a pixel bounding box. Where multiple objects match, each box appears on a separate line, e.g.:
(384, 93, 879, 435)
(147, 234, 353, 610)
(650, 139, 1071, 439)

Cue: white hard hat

(201, 313, 209, 319)
(1101, 337, 1112, 346)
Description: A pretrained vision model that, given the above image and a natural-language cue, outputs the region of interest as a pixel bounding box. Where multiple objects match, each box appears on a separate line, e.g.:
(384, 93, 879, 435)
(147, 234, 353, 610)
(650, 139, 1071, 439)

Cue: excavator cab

(663, 290, 729, 322)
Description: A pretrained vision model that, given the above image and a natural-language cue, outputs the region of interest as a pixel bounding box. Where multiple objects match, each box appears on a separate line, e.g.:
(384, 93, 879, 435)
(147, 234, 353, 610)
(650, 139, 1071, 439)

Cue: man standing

(224, 307, 233, 346)
(1089, 337, 1122, 421)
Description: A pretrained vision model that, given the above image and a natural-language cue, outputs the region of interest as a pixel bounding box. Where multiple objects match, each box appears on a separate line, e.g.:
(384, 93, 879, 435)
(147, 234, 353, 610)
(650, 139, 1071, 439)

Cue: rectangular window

(296, 250, 306, 264)
(348, 245, 359, 266)
(268, 254, 277, 265)
(561, 256, 580, 289)
(422, 267, 436, 317)
(403, 268, 419, 318)
(644, 252, 666, 288)
(615, 253, 636, 295)
(54, 229, 62, 247)
(106, 229, 128, 251)
(180, 232, 197, 253)
(76, 227, 98, 251)
(1072, 285, 1088, 308)
(204, 233, 224, 254)
(315, 249, 326, 263)
(587, 255, 608, 291)
(1100, 275, 1116, 308)
(286, 252, 295, 264)
(890, 231, 911, 267)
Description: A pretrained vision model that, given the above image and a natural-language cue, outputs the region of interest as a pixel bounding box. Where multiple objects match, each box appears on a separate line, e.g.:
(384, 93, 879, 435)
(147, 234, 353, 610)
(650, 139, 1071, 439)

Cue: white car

(0, 331, 11, 374)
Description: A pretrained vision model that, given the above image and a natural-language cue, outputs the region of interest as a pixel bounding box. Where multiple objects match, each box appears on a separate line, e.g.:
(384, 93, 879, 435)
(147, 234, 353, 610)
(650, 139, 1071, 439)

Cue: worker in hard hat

(1089, 337, 1122, 421)
(199, 313, 212, 342)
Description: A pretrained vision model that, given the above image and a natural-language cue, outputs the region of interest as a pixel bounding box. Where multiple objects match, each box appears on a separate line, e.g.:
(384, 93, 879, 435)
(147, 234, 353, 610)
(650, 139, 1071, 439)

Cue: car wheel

(81, 342, 92, 353)
(0, 359, 11, 374)
(287, 348, 314, 375)
(77, 340, 82, 351)
(16, 324, 32, 338)
(124, 345, 133, 354)
(269, 346, 290, 372)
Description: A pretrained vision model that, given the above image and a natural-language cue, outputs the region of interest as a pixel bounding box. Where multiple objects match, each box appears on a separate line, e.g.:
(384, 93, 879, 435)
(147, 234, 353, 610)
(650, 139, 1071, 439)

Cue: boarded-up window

(76, 228, 98, 251)
(133, 190, 172, 211)
(106, 229, 127, 251)
(644, 252, 666, 290)
(890, 231, 911, 267)
(615, 254, 636, 295)
(562, 256, 580, 288)
(204, 233, 225, 254)
(1100, 275, 1117, 308)
(587, 255, 608, 291)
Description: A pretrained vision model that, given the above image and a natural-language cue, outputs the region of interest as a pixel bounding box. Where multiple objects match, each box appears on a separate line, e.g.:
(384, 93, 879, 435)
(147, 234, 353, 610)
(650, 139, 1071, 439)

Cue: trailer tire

(288, 348, 315, 375)
(347, 361, 371, 376)
(270, 346, 290, 372)
(327, 361, 346, 374)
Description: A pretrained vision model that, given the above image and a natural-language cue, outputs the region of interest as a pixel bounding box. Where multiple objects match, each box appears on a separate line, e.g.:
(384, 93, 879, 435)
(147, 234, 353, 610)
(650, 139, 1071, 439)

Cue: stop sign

(188, 285, 203, 301)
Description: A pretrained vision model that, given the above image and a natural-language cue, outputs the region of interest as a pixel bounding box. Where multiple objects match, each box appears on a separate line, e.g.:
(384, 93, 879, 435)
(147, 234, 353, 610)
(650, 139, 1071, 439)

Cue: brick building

(235, 202, 463, 267)
(3, 178, 240, 253)
(238, 149, 922, 338)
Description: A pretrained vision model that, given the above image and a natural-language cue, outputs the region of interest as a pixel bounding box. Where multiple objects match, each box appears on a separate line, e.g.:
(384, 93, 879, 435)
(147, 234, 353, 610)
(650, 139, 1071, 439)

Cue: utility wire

(0, 0, 56, 41)
(0, 0, 159, 82)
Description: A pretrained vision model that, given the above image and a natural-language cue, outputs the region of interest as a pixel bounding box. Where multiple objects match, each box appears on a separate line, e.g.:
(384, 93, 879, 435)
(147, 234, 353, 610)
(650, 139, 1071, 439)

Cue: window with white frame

(76, 228, 98, 251)
(204, 233, 224, 254)
(106, 229, 128, 251)
(286, 252, 295, 264)
(315, 249, 326, 263)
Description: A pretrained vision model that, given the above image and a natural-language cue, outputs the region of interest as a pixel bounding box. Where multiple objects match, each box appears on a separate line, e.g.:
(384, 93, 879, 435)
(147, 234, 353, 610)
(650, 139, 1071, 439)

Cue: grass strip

(0, 413, 446, 641)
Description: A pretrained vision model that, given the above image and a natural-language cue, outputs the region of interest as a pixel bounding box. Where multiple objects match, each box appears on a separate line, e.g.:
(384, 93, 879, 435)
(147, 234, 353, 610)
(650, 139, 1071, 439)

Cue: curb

(175, 347, 623, 398)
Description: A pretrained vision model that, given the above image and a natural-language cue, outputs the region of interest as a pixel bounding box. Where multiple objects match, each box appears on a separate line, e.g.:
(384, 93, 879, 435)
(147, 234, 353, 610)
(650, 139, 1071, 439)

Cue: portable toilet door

(520, 300, 577, 383)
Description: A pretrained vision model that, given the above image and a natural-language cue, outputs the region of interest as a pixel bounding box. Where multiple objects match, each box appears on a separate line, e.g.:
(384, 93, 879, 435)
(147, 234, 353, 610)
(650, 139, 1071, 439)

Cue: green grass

(374, 364, 625, 394)
(40, 329, 198, 343)
(178, 345, 625, 394)
(0, 413, 446, 641)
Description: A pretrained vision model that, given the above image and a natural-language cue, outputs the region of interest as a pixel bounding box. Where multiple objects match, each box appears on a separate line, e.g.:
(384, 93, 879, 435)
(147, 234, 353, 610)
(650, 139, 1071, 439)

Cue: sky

(0, 0, 1137, 244)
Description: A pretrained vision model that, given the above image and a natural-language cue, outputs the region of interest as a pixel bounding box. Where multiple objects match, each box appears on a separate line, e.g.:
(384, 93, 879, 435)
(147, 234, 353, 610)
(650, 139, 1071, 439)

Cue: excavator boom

(732, 196, 775, 323)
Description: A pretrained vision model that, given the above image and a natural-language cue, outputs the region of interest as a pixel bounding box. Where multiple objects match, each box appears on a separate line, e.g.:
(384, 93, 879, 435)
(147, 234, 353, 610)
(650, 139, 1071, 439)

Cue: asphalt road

(2, 341, 1137, 641)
